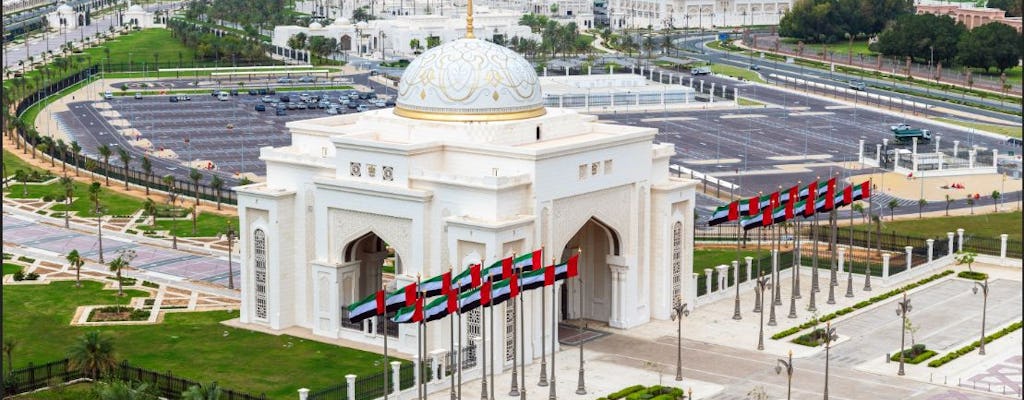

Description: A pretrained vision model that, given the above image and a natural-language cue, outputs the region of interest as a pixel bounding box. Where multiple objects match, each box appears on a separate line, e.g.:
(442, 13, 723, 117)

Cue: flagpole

(809, 177, 820, 312)
(794, 181, 802, 300)
(774, 188, 782, 307)
(383, 284, 390, 400)
(753, 195, 763, 313)
(767, 211, 778, 327)
(575, 248, 586, 395)
(418, 274, 426, 400)
(732, 207, 742, 320)
(864, 178, 874, 291)
(827, 174, 839, 305)
(846, 181, 856, 298)
(450, 280, 456, 400)
(490, 285, 496, 400)
(519, 267, 526, 400)
(509, 253, 520, 398)
(538, 248, 548, 387)
(481, 280, 488, 400)
(457, 293, 462, 400)
(548, 257, 557, 400)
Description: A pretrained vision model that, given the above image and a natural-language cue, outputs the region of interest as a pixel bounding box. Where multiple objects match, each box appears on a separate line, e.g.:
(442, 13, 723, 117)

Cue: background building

(607, 0, 791, 30)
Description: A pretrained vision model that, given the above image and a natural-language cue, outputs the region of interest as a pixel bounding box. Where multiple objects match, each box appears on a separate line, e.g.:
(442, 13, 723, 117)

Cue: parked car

(384, 100, 396, 107)
(103, 91, 113, 100)
(298, 76, 316, 83)
(327, 106, 339, 115)
(318, 101, 330, 109)
(347, 102, 358, 109)
(280, 95, 291, 103)
(276, 108, 287, 116)
(229, 89, 239, 96)
(217, 92, 230, 101)
(297, 103, 308, 110)
(348, 93, 360, 100)
(277, 77, 292, 83)
(261, 96, 274, 103)
(356, 104, 370, 112)
(255, 104, 266, 111)
(181, 95, 191, 101)
(287, 103, 297, 110)
(169, 96, 179, 103)
(134, 92, 143, 99)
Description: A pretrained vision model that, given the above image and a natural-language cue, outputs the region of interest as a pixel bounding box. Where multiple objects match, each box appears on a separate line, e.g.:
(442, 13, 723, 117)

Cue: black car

(279, 95, 291, 103)
(276, 108, 287, 116)
(169, 96, 179, 103)
(384, 100, 396, 107)
(255, 104, 266, 111)
(248, 90, 258, 95)
(229, 89, 239, 96)
(347, 102, 358, 109)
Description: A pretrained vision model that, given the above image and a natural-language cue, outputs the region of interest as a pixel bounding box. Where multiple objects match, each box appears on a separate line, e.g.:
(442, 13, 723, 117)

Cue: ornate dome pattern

(394, 38, 545, 122)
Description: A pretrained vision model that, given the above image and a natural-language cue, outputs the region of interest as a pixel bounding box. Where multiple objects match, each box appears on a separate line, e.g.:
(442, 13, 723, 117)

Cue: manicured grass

(3, 149, 49, 177)
(693, 248, 760, 273)
(86, 29, 198, 69)
(3, 281, 405, 399)
(4, 179, 146, 218)
(852, 211, 1021, 242)
(3, 263, 22, 275)
(137, 212, 238, 237)
(709, 64, 765, 83)
(780, 38, 877, 57)
(933, 118, 1022, 139)
(12, 382, 97, 399)
(737, 97, 765, 106)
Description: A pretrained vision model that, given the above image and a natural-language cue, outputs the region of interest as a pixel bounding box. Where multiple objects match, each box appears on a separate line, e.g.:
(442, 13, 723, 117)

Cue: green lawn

(11, 382, 97, 399)
(693, 248, 761, 272)
(4, 179, 146, 217)
(86, 29, 198, 69)
(853, 211, 1022, 242)
(138, 212, 238, 237)
(780, 38, 877, 57)
(3, 263, 22, 275)
(3, 281, 405, 399)
(934, 118, 1022, 139)
(709, 64, 765, 83)
(3, 150, 48, 177)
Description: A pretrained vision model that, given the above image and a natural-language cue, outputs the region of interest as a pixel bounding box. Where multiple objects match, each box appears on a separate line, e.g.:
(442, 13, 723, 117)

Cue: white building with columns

(607, 0, 791, 30)
(238, 16, 697, 369)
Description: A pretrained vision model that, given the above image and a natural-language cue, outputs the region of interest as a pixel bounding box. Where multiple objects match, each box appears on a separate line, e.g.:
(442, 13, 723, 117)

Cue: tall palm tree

(189, 169, 203, 235)
(60, 175, 75, 228)
(163, 175, 179, 249)
(917, 198, 926, 219)
(209, 175, 223, 211)
(90, 182, 105, 263)
(14, 169, 28, 196)
(181, 381, 222, 400)
(141, 156, 152, 195)
(887, 199, 898, 221)
(117, 147, 132, 190)
(66, 249, 85, 287)
(97, 144, 112, 186)
(2, 338, 15, 374)
(108, 249, 135, 299)
(143, 198, 158, 225)
(67, 331, 117, 380)
(94, 380, 156, 400)
(70, 141, 82, 177)
(86, 158, 98, 180)
(944, 194, 953, 216)
(56, 139, 68, 172)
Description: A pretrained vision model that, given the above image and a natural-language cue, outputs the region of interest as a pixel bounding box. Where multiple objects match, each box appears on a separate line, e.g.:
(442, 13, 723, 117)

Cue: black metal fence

(308, 362, 420, 400)
(1, 359, 265, 399)
(11, 66, 240, 206)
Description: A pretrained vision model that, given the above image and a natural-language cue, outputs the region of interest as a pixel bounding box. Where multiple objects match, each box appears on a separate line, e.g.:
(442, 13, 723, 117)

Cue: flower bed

(956, 271, 988, 280)
(889, 344, 937, 364)
(929, 321, 1023, 367)
(87, 306, 151, 322)
(771, 270, 954, 340)
(792, 328, 827, 347)
(599, 384, 686, 400)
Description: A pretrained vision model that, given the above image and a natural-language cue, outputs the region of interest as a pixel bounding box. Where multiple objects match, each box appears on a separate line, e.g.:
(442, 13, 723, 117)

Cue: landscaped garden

(889, 344, 937, 365)
(2, 280, 404, 399)
(851, 211, 1022, 242)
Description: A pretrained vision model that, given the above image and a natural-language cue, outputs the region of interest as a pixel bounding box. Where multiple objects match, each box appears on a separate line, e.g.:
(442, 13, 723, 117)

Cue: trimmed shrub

(929, 321, 1023, 367)
(957, 271, 988, 280)
(608, 385, 646, 400)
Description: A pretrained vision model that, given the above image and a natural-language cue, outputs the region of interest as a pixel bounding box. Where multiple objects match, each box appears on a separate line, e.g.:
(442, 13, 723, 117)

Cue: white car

(103, 91, 114, 100)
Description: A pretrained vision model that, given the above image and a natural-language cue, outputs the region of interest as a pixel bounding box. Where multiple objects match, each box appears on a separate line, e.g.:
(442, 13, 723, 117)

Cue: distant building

(607, 0, 791, 30)
(45, 2, 84, 30)
(915, 4, 1022, 32)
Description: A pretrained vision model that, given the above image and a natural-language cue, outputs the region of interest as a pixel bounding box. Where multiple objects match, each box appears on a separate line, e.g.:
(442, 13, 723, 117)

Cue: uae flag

(549, 253, 580, 281)
(779, 184, 800, 205)
(803, 183, 817, 217)
(421, 271, 452, 297)
(490, 277, 519, 306)
(818, 179, 836, 211)
(768, 191, 781, 209)
(794, 199, 814, 218)
(423, 293, 458, 323)
(386, 284, 418, 313)
(814, 193, 831, 213)
(742, 195, 761, 216)
(513, 249, 543, 272)
(454, 264, 482, 292)
(518, 268, 547, 292)
(346, 290, 385, 324)
(484, 256, 513, 281)
(391, 296, 423, 324)
(459, 281, 491, 313)
(834, 187, 849, 209)
(708, 201, 740, 226)
(851, 181, 870, 201)
(741, 209, 772, 230)
(772, 200, 795, 224)
(799, 180, 820, 201)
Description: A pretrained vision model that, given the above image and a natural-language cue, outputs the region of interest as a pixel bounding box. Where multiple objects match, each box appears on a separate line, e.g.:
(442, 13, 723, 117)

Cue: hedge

(889, 344, 937, 364)
(956, 271, 988, 281)
(605, 385, 685, 400)
(928, 321, 1023, 368)
(771, 270, 954, 340)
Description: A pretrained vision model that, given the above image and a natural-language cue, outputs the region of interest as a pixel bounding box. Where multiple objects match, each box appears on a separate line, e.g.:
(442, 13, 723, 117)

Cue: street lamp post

(896, 293, 912, 376)
(756, 271, 770, 350)
(972, 279, 989, 355)
(226, 223, 235, 289)
(671, 300, 690, 381)
(775, 350, 794, 400)
(822, 322, 838, 399)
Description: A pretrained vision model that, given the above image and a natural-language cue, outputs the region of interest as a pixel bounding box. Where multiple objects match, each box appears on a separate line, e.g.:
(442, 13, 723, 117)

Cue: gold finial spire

(465, 0, 475, 38)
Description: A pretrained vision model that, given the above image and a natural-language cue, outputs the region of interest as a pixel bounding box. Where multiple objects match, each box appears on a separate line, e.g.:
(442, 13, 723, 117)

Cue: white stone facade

(607, 0, 791, 30)
(46, 3, 83, 30)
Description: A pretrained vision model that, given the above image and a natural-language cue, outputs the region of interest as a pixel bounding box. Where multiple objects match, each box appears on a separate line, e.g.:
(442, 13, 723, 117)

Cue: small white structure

(607, 0, 792, 30)
(239, 7, 698, 361)
(540, 74, 697, 110)
(46, 2, 83, 30)
(272, 7, 538, 59)
(122, 3, 165, 28)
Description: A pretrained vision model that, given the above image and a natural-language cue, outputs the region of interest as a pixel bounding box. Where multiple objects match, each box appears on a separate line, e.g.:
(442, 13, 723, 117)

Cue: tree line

(779, 0, 914, 43)
(168, 19, 270, 63)
(874, 14, 1022, 73)
(184, 0, 291, 30)
(510, 14, 592, 59)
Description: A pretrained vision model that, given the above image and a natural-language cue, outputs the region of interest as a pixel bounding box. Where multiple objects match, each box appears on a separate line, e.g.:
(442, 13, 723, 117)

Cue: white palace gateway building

(235, 5, 698, 366)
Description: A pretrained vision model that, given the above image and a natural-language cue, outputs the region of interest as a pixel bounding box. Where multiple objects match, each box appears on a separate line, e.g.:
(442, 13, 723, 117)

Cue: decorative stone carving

(330, 209, 413, 266)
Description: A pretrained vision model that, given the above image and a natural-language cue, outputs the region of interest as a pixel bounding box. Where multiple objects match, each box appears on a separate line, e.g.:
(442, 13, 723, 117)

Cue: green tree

(210, 175, 224, 211)
(61, 175, 75, 228)
(956, 22, 1022, 73)
(887, 199, 899, 220)
(409, 38, 422, 52)
(13, 169, 28, 196)
(89, 182, 106, 263)
(70, 141, 82, 177)
(97, 144, 112, 186)
(93, 380, 157, 400)
(987, 0, 1021, 17)
(108, 249, 136, 299)
(3, 338, 15, 374)
(991, 190, 1001, 211)
(117, 147, 131, 190)
(944, 194, 953, 216)
(917, 198, 926, 218)
(143, 197, 158, 225)
(181, 381, 223, 400)
(66, 249, 85, 288)
(426, 36, 441, 49)
(955, 250, 977, 272)
(287, 32, 308, 50)
(875, 14, 965, 65)
(352, 6, 375, 22)
(141, 156, 152, 196)
(67, 331, 117, 380)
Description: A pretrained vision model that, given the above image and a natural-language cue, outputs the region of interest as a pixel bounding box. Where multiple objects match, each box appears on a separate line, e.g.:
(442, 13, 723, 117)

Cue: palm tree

(189, 169, 203, 235)
(108, 249, 136, 299)
(60, 175, 75, 228)
(210, 176, 223, 211)
(67, 331, 117, 380)
(181, 381, 223, 400)
(163, 175, 179, 249)
(992, 190, 1001, 211)
(66, 249, 85, 287)
(917, 198, 926, 219)
(117, 147, 131, 190)
(141, 156, 152, 195)
(14, 169, 28, 196)
(851, 203, 866, 224)
(56, 139, 68, 172)
(872, 213, 882, 259)
(90, 182, 105, 263)
(70, 141, 82, 176)
(97, 144, 112, 186)
(3, 338, 15, 374)
(944, 194, 953, 216)
(95, 380, 156, 400)
(86, 158, 98, 180)
(887, 199, 898, 221)
(967, 195, 975, 215)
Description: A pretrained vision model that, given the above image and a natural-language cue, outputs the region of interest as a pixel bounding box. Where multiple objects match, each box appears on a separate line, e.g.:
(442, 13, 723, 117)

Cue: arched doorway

(339, 232, 400, 336)
(560, 217, 619, 325)
(339, 35, 352, 51)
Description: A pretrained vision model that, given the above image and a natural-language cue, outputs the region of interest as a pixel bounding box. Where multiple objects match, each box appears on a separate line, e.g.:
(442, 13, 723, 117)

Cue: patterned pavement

(3, 213, 238, 287)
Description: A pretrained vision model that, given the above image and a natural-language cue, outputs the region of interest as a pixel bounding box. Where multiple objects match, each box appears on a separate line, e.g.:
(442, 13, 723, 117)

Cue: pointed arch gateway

(558, 217, 621, 327)
(339, 231, 401, 336)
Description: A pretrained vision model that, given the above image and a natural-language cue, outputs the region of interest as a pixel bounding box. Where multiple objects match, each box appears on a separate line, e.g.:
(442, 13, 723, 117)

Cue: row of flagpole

(347, 248, 583, 400)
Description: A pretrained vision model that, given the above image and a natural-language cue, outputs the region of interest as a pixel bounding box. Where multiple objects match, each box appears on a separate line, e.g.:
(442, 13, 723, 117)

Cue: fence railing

(1, 359, 265, 399)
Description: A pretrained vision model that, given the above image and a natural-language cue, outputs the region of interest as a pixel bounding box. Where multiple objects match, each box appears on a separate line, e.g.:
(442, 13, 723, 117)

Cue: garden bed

(87, 306, 151, 322)
(792, 328, 828, 347)
(889, 344, 937, 364)
(956, 271, 988, 280)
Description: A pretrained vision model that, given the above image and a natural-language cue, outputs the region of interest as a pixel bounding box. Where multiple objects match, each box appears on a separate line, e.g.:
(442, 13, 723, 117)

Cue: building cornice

(445, 214, 536, 231)
(313, 176, 434, 203)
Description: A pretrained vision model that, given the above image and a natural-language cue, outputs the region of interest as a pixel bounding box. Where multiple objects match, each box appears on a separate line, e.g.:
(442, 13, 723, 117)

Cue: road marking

(683, 158, 742, 165)
(641, 116, 698, 122)
(720, 114, 766, 119)
(789, 112, 835, 116)
(768, 154, 833, 161)
(825, 105, 854, 110)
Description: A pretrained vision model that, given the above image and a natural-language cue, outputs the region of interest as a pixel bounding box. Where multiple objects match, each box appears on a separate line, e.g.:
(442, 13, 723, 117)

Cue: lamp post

(226, 223, 235, 289)
(822, 322, 838, 399)
(775, 350, 793, 400)
(756, 271, 770, 350)
(895, 293, 912, 376)
(671, 300, 690, 381)
(972, 279, 989, 355)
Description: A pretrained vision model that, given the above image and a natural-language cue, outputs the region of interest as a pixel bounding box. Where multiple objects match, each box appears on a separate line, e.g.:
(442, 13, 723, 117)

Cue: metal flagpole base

(575, 366, 587, 395)
(538, 362, 548, 386)
(732, 294, 742, 320)
(753, 286, 762, 313)
(845, 272, 854, 298)
(509, 366, 520, 396)
(864, 266, 872, 291)
(826, 279, 836, 305)
(787, 294, 797, 318)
